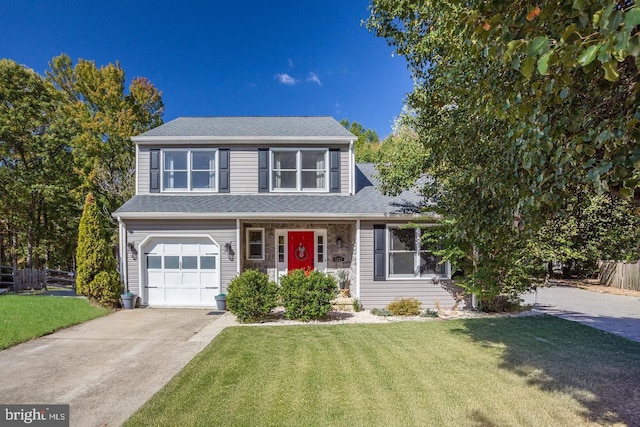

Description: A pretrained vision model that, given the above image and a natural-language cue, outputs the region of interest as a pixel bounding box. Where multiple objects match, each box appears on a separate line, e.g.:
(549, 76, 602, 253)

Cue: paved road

(522, 286, 640, 342)
(0, 308, 234, 427)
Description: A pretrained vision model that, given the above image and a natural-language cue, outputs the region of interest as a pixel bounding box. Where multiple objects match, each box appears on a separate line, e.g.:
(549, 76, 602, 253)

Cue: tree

(0, 59, 81, 269)
(75, 193, 117, 298)
(47, 54, 164, 221)
(340, 119, 380, 162)
(366, 1, 640, 304)
(367, 0, 640, 207)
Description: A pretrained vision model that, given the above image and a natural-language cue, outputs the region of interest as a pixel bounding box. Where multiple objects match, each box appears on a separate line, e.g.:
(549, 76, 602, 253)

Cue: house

(113, 116, 458, 308)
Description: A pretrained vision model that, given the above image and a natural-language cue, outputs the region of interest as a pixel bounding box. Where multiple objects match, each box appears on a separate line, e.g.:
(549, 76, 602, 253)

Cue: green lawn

(126, 316, 640, 426)
(0, 294, 111, 349)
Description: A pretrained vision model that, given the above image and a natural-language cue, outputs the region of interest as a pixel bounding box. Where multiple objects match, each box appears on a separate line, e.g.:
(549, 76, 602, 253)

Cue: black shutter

(373, 224, 386, 281)
(258, 148, 269, 193)
(329, 148, 340, 193)
(150, 149, 160, 193)
(218, 149, 230, 193)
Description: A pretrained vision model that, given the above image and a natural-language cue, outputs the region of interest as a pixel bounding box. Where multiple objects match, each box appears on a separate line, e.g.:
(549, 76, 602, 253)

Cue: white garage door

(145, 238, 219, 306)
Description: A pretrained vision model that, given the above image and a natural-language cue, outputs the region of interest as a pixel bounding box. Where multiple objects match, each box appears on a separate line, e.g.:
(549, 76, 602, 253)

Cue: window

(246, 228, 265, 260)
(317, 235, 324, 263)
(277, 235, 285, 263)
(388, 227, 444, 278)
(271, 149, 327, 191)
(162, 149, 216, 191)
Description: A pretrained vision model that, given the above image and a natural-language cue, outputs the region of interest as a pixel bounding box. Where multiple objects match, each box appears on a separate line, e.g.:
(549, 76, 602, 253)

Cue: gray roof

(133, 116, 355, 139)
(114, 164, 435, 219)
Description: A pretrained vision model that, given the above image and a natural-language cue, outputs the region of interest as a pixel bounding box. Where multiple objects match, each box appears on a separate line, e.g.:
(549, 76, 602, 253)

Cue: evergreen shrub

(279, 269, 337, 321)
(226, 269, 277, 323)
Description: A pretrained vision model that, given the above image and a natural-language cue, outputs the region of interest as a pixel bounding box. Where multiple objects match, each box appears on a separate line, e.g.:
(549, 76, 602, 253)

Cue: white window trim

(246, 228, 265, 261)
(270, 148, 329, 192)
(386, 225, 449, 280)
(161, 148, 218, 192)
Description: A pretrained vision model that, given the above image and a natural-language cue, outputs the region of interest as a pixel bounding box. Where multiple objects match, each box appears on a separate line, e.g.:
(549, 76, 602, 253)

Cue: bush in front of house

(279, 269, 337, 321)
(76, 193, 122, 308)
(226, 269, 277, 323)
(386, 298, 422, 316)
(88, 270, 123, 308)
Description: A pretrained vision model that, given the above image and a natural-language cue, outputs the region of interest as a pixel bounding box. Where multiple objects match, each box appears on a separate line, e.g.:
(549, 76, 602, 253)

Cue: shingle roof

(114, 164, 435, 219)
(133, 117, 355, 139)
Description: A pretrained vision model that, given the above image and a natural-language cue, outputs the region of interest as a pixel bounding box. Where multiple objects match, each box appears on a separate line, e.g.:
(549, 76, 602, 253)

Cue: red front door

(288, 231, 315, 271)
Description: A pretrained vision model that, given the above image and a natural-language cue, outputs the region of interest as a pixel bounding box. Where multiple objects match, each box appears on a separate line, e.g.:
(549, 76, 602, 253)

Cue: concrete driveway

(522, 286, 640, 342)
(0, 308, 234, 426)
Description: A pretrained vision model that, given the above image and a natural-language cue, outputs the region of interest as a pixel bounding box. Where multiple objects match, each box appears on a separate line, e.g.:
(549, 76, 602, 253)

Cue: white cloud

(306, 72, 322, 86)
(276, 73, 297, 85)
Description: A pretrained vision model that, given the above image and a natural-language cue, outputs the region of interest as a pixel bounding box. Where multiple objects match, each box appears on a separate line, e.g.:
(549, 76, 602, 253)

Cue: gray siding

(137, 146, 150, 194)
(341, 148, 350, 194)
(229, 148, 258, 193)
(136, 143, 351, 195)
(123, 219, 237, 303)
(359, 221, 456, 309)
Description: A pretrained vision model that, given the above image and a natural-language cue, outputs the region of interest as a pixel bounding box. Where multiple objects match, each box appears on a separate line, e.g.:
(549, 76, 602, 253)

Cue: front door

(287, 231, 315, 271)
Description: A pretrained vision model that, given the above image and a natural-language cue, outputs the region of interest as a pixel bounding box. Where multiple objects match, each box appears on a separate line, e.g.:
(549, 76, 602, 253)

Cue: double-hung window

(162, 149, 216, 191)
(246, 228, 265, 260)
(388, 227, 445, 278)
(271, 149, 327, 191)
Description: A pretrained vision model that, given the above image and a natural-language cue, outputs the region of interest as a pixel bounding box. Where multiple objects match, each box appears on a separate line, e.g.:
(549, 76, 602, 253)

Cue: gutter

(112, 211, 440, 221)
(132, 136, 354, 144)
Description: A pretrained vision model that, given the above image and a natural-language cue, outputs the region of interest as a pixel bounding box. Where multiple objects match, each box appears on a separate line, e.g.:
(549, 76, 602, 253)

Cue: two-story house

(113, 116, 457, 309)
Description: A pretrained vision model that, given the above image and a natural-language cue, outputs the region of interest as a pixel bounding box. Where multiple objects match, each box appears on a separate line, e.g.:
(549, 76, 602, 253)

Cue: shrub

(279, 269, 337, 321)
(371, 307, 392, 316)
(226, 269, 277, 323)
(480, 295, 523, 312)
(352, 298, 362, 312)
(76, 193, 117, 297)
(88, 270, 123, 308)
(420, 308, 439, 318)
(386, 298, 422, 316)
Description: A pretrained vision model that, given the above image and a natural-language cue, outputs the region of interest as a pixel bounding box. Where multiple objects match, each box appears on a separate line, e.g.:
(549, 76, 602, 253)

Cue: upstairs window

(162, 149, 216, 191)
(271, 149, 327, 192)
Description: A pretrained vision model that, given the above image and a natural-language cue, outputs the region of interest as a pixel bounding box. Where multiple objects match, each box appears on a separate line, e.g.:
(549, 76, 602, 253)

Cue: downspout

(236, 219, 241, 275)
(349, 140, 355, 195)
(356, 219, 361, 299)
(117, 217, 128, 292)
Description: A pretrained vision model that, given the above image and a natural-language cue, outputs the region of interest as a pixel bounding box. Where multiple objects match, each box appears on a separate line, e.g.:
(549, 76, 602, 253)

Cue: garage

(144, 238, 219, 307)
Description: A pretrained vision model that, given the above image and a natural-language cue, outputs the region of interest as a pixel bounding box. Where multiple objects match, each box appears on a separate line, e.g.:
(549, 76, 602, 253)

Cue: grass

(0, 294, 111, 349)
(125, 316, 640, 426)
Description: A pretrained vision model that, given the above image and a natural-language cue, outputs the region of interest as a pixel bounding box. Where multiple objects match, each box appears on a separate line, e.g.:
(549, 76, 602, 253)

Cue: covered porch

(239, 220, 358, 298)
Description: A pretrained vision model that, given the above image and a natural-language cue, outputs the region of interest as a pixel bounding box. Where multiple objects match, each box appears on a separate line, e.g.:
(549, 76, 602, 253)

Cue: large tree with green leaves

(340, 119, 380, 162)
(0, 59, 81, 269)
(47, 54, 164, 220)
(368, 0, 640, 208)
(366, 1, 640, 304)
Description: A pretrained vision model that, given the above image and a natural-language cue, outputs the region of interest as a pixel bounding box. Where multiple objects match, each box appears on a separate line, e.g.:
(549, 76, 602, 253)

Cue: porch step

(331, 297, 353, 312)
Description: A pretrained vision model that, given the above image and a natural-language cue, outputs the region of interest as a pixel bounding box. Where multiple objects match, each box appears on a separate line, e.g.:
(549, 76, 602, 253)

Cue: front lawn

(0, 295, 111, 349)
(126, 316, 640, 426)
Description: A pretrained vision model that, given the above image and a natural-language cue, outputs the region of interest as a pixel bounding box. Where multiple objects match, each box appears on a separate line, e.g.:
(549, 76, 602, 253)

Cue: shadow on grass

(534, 304, 640, 342)
(458, 315, 640, 426)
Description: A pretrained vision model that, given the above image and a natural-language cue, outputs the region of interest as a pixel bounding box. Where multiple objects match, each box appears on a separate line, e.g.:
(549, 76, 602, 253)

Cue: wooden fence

(599, 261, 640, 291)
(0, 266, 75, 292)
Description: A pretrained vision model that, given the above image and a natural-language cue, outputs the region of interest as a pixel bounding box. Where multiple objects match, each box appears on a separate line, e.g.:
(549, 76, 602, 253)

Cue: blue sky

(1, 1, 413, 139)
